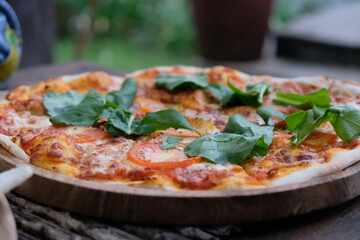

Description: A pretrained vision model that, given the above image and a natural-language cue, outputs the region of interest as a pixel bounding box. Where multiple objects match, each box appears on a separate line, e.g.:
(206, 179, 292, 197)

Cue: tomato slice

(126, 142, 202, 169)
(63, 126, 110, 143)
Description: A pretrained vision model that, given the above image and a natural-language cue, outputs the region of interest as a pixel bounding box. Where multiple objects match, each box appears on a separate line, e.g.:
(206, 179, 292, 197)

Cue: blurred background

(7, 0, 360, 79)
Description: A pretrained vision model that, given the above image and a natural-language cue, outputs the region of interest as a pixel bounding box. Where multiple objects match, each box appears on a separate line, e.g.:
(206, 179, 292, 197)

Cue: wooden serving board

(1, 146, 360, 225)
(0, 195, 17, 240)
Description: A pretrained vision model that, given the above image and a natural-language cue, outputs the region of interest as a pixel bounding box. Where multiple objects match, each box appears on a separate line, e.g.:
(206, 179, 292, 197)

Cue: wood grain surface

(0, 195, 17, 240)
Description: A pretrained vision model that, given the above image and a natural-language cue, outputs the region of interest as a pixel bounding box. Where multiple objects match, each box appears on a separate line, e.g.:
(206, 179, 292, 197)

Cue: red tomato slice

(126, 142, 202, 169)
(63, 126, 110, 143)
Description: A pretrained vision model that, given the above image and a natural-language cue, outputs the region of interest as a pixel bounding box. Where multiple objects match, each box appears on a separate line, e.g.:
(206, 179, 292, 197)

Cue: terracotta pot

(191, 0, 272, 60)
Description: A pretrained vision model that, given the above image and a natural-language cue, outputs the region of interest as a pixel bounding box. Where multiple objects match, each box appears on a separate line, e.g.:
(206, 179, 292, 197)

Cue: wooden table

(6, 61, 360, 240)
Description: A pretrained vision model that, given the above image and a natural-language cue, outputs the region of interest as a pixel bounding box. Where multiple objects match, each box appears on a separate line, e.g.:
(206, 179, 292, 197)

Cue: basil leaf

(287, 105, 360, 146)
(44, 91, 85, 117)
(208, 82, 272, 107)
(184, 133, 259, 164)
(224, 114, 274, 156)
(274, 88, 331, 108)
(256, 106, 286, 125)
(107, 109, 197, 136)
(135, 109, 198, 135)
(313, 105, 328, 118)
(50, 90, 107, 126)
(97, 107, 115, 121)
(155, 73, 209, 93)
(107, 108, 141, 135)
(160, 136, 183, 150)
(286, 110, 319, 146)
(228, 82, 272, 106)
(208, 83, 236, 107)
(327, 106, 360, 142)
(286, 110, 310, 133)
(106, 78, 137, 109)
(184, 114, 274, 165)
(224, 114, 273, 146)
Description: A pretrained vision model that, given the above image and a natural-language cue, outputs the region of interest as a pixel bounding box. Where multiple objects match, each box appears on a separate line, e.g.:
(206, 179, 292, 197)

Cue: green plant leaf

(184, 133, 260, 164)
(208, 83, 236, 107)
(228, 82, 272, 106)
(107, 108, 141, 135)
(224, 114, 274, 156)
(224, 114, 274, 145)
(155, 73, 208, 92)
(285, 110, 310, 133)
(107, 109, 197, 136)
(135, 109, 198, 135)
(106, 78, 137, 109)
(256, 106, 286, 125)
(327, 106, 360, 142)
(160, 136, 183, 149)
(184, 114, 275, 164)
(286, 105, 360, 146)
(44, 91, 85, 117)
(208, 82, 272, 107)
(274, 88, 331, 108)
(50, 90, 108, 126)
(286, 110, 319, 146)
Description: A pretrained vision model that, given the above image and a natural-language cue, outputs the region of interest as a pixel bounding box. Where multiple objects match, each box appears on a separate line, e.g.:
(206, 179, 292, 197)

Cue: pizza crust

(273, 146, 360, 186)
(0, 135, 29, 162)
(127, 65, 204, 78)
(270, 75, 332, 88)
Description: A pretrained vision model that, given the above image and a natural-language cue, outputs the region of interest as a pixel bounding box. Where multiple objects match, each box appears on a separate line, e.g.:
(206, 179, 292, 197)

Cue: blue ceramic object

(0, 0, 21, 89)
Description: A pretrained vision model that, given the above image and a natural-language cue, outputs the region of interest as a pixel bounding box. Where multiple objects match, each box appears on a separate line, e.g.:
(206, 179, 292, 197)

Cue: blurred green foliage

(55, 36, 193, 70)
(55, 0, 359, 70)
(55, 0, 196, 70)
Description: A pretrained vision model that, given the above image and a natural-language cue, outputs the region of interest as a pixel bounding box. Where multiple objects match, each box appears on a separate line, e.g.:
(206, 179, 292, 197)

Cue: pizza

(0, 66, 359, 190)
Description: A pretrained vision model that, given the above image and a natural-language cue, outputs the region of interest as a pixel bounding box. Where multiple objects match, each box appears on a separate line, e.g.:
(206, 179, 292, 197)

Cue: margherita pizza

(0, 66, 359, 190)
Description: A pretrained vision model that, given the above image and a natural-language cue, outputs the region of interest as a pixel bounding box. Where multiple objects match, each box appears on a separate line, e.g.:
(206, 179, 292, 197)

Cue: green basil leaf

(287, 105, 360, 146)
(224, 114, 273, 146)
(224, 114, 274, 156)
(208, 83, 237, 107)
(160, 136, 183, 150)
(286, 110, 310, 133)
(313, 105, 328, 118)
(107, 109, 197, 136)
(135, 109, 198, 135)
(327, 105, 360, 142)
(208, 82, 272, 107)
(44, 91, 85, 117)
(250, 135, 269, 157)
(107, 108, 141, 135)
(256, 106, 286, 125)
(97, 107, 115, 120)
(274, 88, 331, 108)
(228, 82, 272, 106)
(106, 78, 137, 109)
(184, 133, 259, 164)
(155, 73, 208, 93)
(286, 110, 319, 146)
(50, 90, 107, 126)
